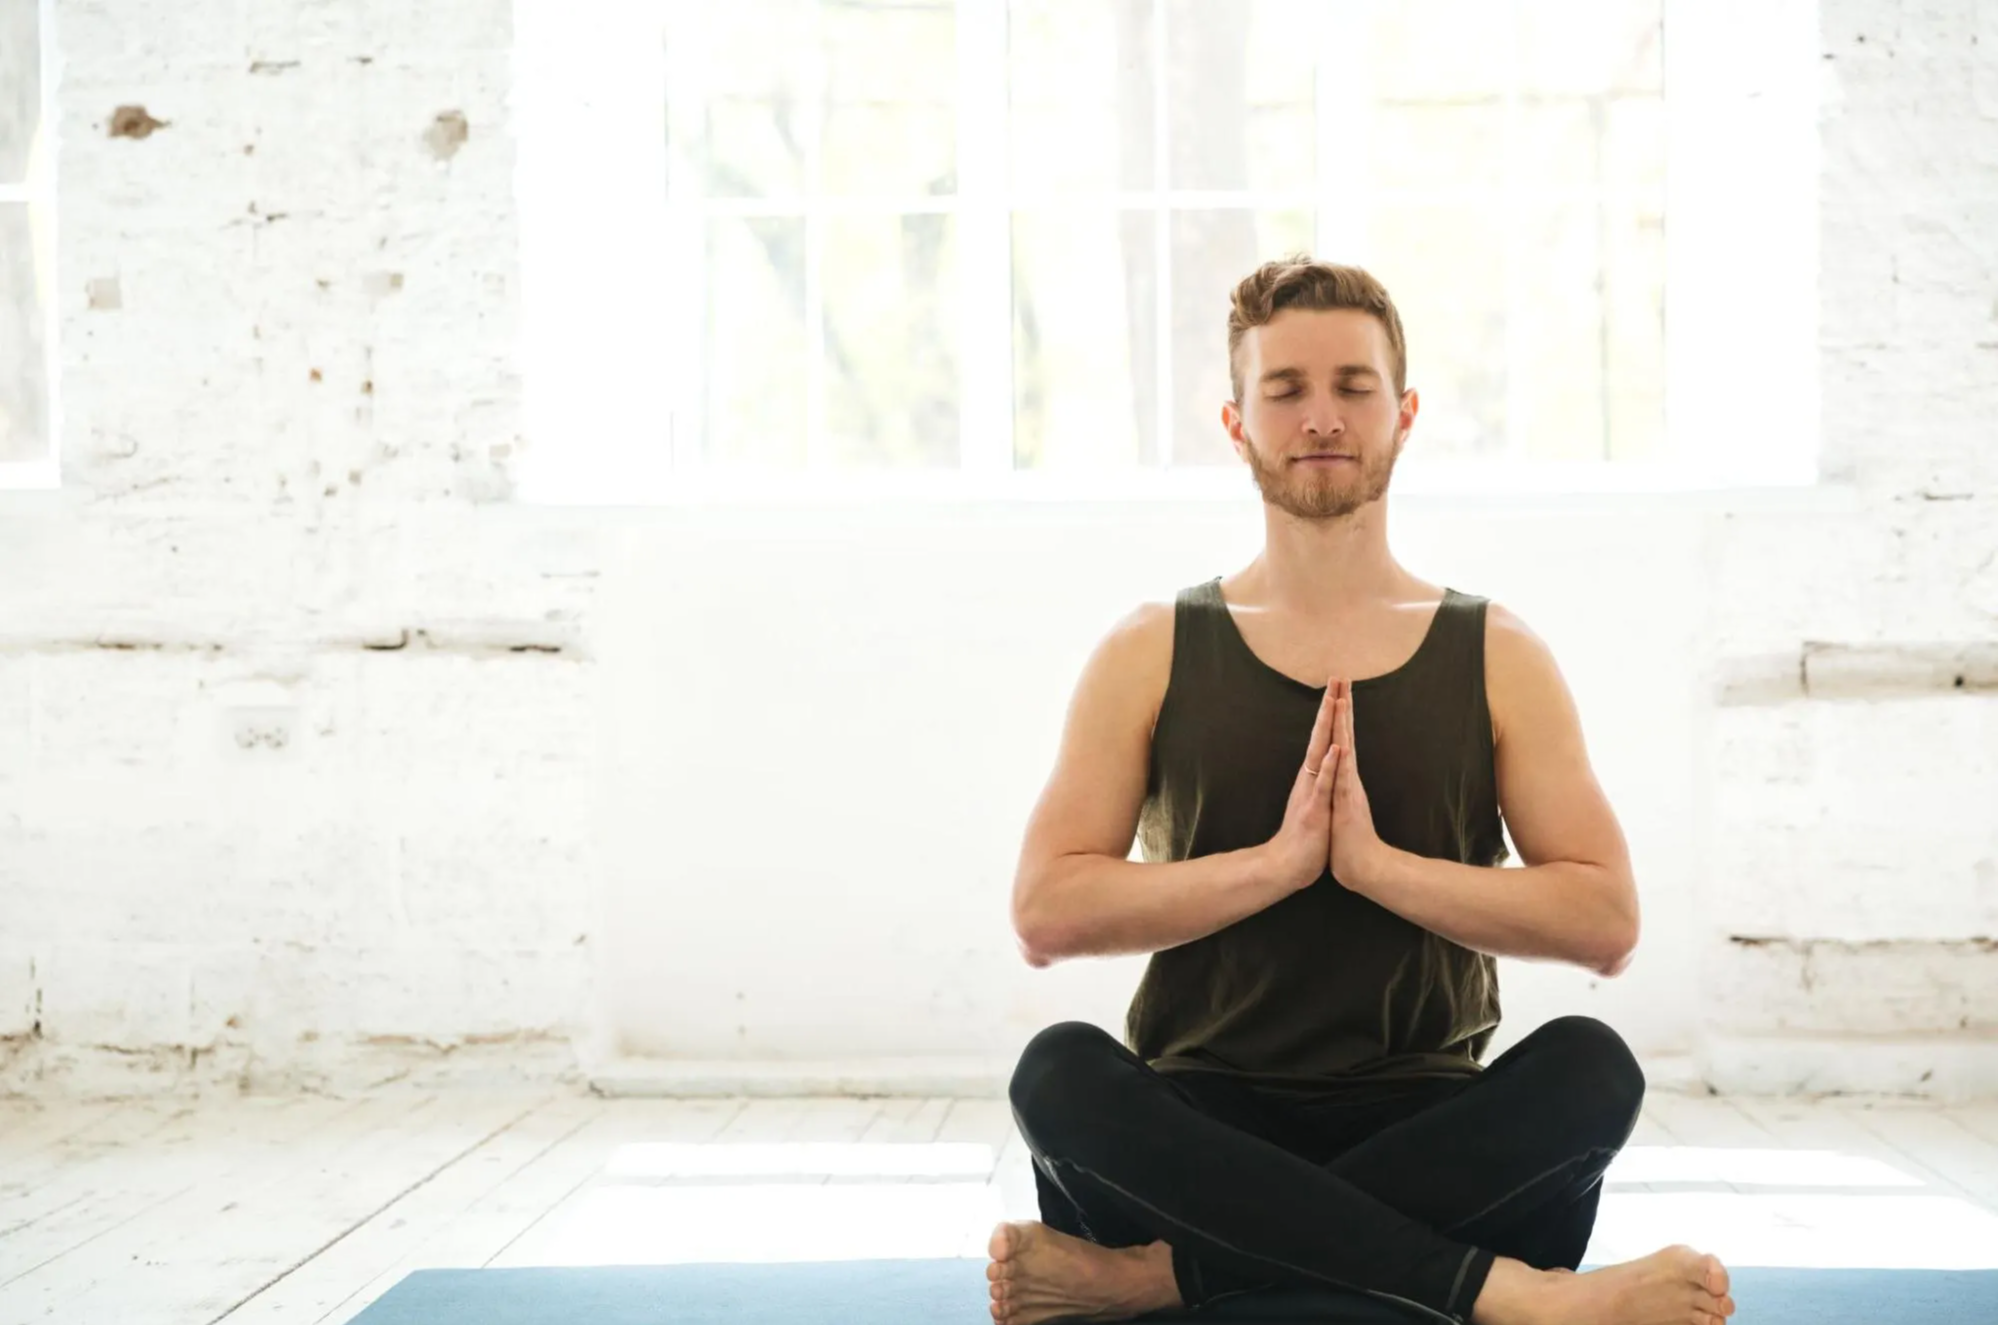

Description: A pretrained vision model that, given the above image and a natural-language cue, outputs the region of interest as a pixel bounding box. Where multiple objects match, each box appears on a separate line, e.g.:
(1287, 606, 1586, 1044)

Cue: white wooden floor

(1, 1088, 1993, 1325)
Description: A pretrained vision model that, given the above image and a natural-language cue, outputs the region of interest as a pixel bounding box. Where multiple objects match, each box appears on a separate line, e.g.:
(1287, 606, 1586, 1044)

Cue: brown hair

(1227, 257, 1407, 401)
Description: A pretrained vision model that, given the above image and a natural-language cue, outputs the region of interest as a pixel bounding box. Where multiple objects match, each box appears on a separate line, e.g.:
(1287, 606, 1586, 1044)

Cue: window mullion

(957, 0, 1013, 475)
(804, 0, 829, 472)
(666, 0, 708, 476)
(1150, 0, 1172, 469)
(1502, 0, 1524, 462)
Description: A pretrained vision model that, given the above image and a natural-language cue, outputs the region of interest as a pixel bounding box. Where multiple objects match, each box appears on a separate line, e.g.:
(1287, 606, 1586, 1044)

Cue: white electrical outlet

(226, 706, 298, 754)
(207, 679, 304, 761)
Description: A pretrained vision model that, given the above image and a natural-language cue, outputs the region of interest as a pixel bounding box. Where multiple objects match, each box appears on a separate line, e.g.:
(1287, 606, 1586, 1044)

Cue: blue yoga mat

(346, 1259, 1998, 1324)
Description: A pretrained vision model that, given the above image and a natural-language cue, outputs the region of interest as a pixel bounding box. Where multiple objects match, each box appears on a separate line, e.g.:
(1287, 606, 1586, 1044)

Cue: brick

(1709, 695, 1997, 940)
(1702, 937, 1997, 1036)
(38, 942, 194, 1046)
(0, 950, 38, 1039)
(1803, 640, 1997, 696)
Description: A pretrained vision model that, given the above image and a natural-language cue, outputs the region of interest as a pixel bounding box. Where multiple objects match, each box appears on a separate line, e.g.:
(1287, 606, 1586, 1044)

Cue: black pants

(1007, 1016, 1645, 1325)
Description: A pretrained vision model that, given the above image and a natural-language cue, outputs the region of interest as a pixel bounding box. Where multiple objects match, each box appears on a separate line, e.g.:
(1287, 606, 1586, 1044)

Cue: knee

(1535, 1015, 1645, 1131)
(1007, 1021, 1119, 1136)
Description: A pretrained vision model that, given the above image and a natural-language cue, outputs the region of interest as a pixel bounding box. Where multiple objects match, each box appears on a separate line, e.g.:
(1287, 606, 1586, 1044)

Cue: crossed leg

(996, 1017, 1726, 1325)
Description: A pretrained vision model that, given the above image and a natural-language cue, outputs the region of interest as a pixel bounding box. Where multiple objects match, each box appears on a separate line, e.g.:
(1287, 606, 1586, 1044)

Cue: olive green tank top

(1126, 576, 1510, 1092)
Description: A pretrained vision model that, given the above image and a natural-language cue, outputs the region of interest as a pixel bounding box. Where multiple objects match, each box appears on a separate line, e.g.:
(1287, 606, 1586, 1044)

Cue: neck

(1249, 497, 1407, 613)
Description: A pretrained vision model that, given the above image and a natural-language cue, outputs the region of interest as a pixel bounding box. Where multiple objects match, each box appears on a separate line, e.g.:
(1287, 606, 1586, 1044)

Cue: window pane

(0, 203, 46, 464)
(667, 2, 814, 198)
(1516, 101, 1601, 189)
(1513, 199, 1605, 461)
(0, 0, 36, 186)
(1602, 91, 1665, 463)
(1372, 0, 1512, 102)
(823, 0, 955, 196)
(1009, 0, 1153, 194)
(1372, 103, 1506, 195)
(1518, 0, 1663, 96)
(1169, 209, 1313, 467)
(1011, 210, 1155, 470)
(1365, 204, 1507, 458)
(1607, 203, 1671, 461)
(1603, 94, 1666, 199)
(701, 217, 808, 468)
(1166, 0, 1316, 194)
(823, 212, 960, 468)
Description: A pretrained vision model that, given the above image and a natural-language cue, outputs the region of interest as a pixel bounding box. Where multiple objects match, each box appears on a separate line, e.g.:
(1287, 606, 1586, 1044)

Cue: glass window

(0, 0, 47, 471)
(656, 0, 1665, 481)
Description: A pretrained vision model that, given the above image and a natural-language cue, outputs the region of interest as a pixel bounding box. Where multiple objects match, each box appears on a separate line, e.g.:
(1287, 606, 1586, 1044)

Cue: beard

(1240, 429, 1400, 521)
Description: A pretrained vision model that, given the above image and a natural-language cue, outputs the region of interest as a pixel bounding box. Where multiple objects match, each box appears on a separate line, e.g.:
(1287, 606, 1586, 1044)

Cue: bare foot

(985, 1220, 1182, 1325)
(1476, 1245, 1734, 1325)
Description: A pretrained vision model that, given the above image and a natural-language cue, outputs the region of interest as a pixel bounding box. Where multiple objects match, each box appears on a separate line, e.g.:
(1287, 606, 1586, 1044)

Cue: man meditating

(988, 258, 1736, 1325)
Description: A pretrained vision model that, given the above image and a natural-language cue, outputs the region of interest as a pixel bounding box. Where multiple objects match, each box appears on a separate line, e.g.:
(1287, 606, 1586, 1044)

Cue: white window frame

(0, 0, 60, 492)
(520, 0, 1820, 506)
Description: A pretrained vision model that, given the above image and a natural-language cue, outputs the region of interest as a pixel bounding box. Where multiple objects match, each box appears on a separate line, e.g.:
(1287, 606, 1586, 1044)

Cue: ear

(1222, 398, 1248, 457)
(1394, 387, 1419, 446)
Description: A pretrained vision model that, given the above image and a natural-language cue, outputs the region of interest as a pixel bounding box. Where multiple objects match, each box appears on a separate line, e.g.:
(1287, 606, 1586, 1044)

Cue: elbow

(1011, 879, 1063, 968)
(1593, 914, 1640, 979)
(1594, 942, 1636, 980)
(1014, 927, 1061, 969)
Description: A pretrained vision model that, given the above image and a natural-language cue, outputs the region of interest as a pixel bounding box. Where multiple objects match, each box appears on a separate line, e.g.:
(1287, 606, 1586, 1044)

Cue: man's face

(1224, 307, 1416, 522)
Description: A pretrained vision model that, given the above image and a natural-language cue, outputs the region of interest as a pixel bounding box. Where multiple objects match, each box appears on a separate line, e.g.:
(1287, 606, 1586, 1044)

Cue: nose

(1300, 391, 1342, 437)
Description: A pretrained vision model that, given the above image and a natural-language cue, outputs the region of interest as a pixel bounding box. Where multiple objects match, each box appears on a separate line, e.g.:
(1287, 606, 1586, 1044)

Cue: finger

(1302, 681, 1339, 774)
(1318, 744, 1342, 797)
(1341, 682, 1357, 761)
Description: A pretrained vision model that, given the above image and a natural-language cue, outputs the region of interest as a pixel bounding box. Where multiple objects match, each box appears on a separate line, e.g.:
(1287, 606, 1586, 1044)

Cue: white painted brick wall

(0, 0, 602, 1096)
(1709, 696, 1997, 941)
(0, 0, 1990, 1097)
(1695, 0, 1997, 1086)
(1703, 938, 1997, 1036)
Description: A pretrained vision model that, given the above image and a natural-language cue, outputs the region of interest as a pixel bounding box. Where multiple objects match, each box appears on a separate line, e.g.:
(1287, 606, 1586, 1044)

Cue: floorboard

(2, 1085, 1989, 1325)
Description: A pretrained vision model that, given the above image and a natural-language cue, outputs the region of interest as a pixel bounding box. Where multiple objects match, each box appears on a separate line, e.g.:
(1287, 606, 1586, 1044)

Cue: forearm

(1351, 846, 1638, 977)
(1015, 847, 1288, 966)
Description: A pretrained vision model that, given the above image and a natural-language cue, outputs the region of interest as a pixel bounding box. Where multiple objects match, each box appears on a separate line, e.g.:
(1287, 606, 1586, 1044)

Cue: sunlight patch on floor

(1605, 1144, 1925, 1189)
(605, 1141, 999, 1181)
(519, 1138, 1998, 1273)
(1585, 1191, 1999, 1269)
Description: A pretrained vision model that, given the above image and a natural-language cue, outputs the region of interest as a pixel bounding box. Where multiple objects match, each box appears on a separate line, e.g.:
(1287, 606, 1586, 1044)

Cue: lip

(1295, 455, 1357, 464)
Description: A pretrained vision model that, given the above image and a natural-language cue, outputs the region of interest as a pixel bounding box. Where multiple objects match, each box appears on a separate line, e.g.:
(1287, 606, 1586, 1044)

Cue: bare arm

(1336, 604, 1641, 978)
(1010, 603, 1311, 967)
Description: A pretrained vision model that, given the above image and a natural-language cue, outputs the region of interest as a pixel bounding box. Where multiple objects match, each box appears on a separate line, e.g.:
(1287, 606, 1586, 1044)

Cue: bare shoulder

(1015, 598, 1176, 886)
(1113, 597, 1176, 644)
(1481, 600, 1568, 746)
(1482, 599, 1551, 661)
(1099, 598, 1176, 734)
